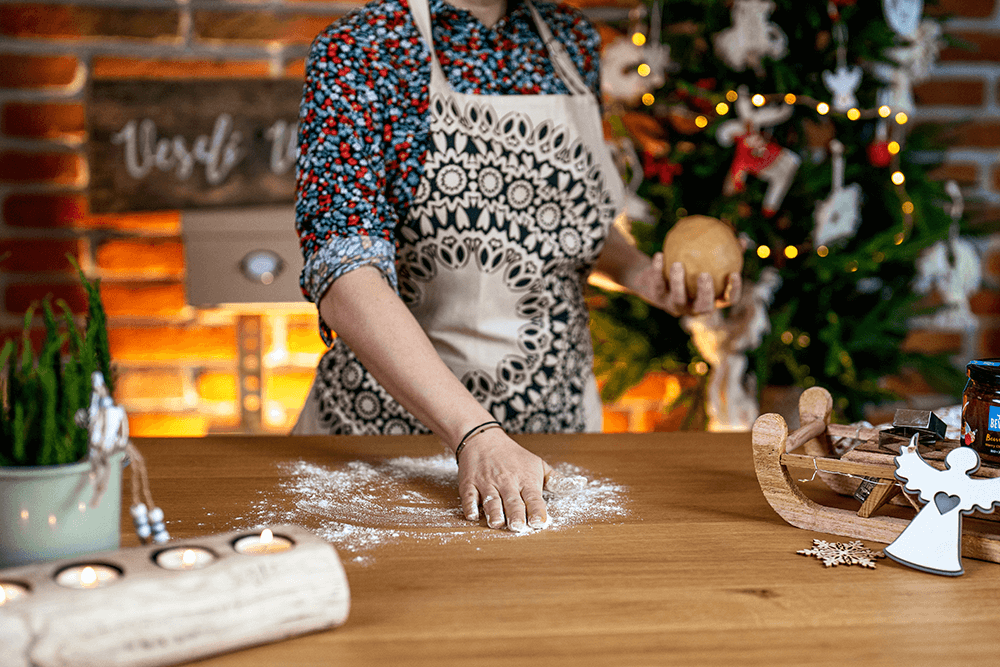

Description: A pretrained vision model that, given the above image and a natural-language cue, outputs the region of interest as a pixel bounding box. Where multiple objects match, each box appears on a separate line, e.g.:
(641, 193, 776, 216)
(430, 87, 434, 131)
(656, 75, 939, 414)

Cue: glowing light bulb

(757, 245, 771, 259)
(902, 201, 914, 214)
(784, 93, 796, 104)
(182, 549, 197, 568)
(631, 32, 646, 46)
(637, 63, 651, 77)
(894, 232, 905, 245)
(781, 331, 794, 344)
(847, 108, 860, 121)
(817, 245, 829, 257)
(715, 102, 729, 115)
(816, 102, 830, 115)
(891, 171, 905, 185)
(751, 94, 765, 107)
(642, 93, 655, 106)
(895, 112, 908, 124)
(695, 115, 708, 128)
(888, 141, 900, 154)
(726, 90, 738, 102)
(261, 528, 274, 544)
(80, 567, 98, 588)
(784, 246, 799, 259)
(878, 105, 891, 118)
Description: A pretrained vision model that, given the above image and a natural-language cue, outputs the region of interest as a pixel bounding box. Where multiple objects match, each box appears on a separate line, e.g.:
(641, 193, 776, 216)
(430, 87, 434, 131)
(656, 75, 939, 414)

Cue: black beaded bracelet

(454, 420, 503, 463)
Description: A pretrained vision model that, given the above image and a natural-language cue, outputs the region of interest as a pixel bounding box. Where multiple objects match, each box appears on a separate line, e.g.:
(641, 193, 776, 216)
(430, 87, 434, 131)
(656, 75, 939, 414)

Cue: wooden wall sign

(87, 79, 302, 213)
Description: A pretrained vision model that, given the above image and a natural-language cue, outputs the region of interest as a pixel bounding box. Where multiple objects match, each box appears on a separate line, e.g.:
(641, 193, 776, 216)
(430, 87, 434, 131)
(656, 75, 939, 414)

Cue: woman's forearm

(317, 265, 494, 451)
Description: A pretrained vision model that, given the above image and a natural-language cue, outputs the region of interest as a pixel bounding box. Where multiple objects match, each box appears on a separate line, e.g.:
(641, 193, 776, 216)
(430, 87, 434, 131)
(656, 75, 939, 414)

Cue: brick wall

(1, 0, 998, 436)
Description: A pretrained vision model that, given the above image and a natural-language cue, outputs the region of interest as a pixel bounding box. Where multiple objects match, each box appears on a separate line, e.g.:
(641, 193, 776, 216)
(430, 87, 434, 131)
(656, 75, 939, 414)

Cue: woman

(294, 0, 739, 532)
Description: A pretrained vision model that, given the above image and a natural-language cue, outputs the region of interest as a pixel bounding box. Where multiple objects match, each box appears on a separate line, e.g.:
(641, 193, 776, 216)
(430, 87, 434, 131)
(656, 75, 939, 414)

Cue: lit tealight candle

(155, 546, 217, 571)
(233, 528, 293, 555)
(0, 581, 29, 604)
(55, 564, 121, 589)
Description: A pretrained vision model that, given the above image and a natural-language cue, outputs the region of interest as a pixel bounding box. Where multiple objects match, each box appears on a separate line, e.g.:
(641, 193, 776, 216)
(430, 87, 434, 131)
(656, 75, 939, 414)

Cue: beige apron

(294, 0, 625, 435)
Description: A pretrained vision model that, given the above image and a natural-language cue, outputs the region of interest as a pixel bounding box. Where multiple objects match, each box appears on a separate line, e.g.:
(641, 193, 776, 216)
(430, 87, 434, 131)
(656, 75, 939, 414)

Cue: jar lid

(967, 359, 1000, 384)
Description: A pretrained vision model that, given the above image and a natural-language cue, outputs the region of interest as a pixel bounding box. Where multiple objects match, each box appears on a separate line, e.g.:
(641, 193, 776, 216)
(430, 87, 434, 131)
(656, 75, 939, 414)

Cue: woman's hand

(457, 429, 552, 532)
(629, 252, 742, 317)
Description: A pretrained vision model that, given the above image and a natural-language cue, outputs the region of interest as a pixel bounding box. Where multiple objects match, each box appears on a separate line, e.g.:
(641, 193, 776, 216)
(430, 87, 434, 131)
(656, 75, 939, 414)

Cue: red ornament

(867, 141, 891, 168)
(642, 151, 683, 185)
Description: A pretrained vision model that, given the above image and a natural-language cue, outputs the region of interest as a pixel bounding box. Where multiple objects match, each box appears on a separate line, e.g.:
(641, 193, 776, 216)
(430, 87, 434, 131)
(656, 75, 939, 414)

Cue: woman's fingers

(460, 483, 480, 521)
(481, 490, 505, 529)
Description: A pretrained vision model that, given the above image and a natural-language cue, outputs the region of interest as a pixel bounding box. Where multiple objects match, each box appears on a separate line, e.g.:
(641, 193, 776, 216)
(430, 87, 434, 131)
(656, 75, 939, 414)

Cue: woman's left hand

(627, 252, 742, 317)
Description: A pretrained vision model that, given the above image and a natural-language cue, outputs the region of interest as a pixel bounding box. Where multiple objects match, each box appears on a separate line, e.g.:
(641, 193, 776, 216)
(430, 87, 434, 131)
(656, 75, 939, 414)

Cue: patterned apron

(294, 0, 625, 435)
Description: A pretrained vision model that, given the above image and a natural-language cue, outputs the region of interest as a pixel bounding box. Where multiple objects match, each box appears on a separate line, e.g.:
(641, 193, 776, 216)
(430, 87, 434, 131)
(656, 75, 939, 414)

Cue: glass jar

(962, 359, 1000, 465)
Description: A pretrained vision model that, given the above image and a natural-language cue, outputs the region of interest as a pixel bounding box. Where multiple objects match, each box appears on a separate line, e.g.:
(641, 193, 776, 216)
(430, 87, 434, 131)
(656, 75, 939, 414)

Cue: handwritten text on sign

(88, 79, 302, 213)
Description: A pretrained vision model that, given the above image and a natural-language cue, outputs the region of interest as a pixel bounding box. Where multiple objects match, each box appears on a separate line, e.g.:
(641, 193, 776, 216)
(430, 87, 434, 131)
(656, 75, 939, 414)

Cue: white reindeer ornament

(713, 0, 788, 76)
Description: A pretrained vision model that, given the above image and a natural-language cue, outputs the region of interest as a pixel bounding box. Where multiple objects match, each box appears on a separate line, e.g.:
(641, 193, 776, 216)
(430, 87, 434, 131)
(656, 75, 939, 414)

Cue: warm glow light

(695, 115, 708, 128)
(781, 331, 794, 344)
(752, 94, 766, 107)
(637, 63, 651, 77)
(891, 171, 905, 185)
(895, 232, 905, 245)
(902, 201, 914, 214)
(48, 514, 56, 526)
(182, 549, 197, 567)
(873, 251, 885, 263)
(817, 245, 829, 257)
(726, 90, 738, 102)
(847, 261, 859, 273)
(895, 112, 908, 124)
(757, 245, 771, 259)
(715, 102, 730, 115)
(797, 334, 811, 348)
(80, 567, 98, 588)
(888, 141, 900, 154)
(784, 93, 796, 104)
(691, 361, 709, 376)
(784, 246, 799, 259)
(816, 102, 830, 115)
(0, 587, 6, 605)
(642, 93, 655, 106)
(878, 105, 891, 118)
(631, 32, 646, 46)
(261, 528, 274, 544)
(847, 108, 861, 120)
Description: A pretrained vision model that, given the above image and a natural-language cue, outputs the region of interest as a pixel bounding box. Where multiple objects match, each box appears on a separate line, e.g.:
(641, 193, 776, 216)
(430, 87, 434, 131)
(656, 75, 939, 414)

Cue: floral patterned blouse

(295, 0, 601, 343)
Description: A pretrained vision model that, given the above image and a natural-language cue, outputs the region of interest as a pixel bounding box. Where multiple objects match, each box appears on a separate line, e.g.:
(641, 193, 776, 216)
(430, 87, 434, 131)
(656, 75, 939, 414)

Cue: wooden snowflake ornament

(798, 539, 885, 569)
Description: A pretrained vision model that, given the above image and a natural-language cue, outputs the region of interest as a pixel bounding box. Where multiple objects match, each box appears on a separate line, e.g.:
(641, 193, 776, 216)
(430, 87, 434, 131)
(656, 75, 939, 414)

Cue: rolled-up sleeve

(296, 25, 402, 343)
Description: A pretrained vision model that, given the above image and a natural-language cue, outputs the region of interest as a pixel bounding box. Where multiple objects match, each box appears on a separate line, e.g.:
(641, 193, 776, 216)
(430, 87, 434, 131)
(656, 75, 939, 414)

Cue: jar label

(992, 405, 1000, 432)
(972, 360, 1000, 368)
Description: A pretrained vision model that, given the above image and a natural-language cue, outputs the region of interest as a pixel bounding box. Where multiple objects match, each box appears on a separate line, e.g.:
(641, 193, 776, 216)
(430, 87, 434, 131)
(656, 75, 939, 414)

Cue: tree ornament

(661, 216, 744, 299)
(813, 139, 862, 247)
(883, 0, 923, 38)
(713, 0, 788, 76)
(822, 24, 861, 113)
(682, 268, 781, 431)
(885, 436, 1000, 576)
(600, 2, 669, 107)
(717, 85, 800, 216)
(867, 119, 892, 167)
(874, 19, 942, 115)
(912, 181, 982, 331)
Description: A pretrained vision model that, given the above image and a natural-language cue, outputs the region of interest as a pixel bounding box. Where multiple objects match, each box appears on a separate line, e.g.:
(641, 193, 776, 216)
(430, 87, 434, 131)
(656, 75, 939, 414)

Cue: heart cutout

(934, 491, 961, 515)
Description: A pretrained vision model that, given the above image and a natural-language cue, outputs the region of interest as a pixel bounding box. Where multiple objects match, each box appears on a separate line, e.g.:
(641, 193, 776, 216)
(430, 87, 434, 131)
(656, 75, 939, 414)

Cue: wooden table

(126, 432, 1000, 666)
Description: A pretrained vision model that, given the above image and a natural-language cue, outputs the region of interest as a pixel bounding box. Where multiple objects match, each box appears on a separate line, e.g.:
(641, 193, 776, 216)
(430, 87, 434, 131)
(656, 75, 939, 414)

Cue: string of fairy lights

(627, 29, 921, 269)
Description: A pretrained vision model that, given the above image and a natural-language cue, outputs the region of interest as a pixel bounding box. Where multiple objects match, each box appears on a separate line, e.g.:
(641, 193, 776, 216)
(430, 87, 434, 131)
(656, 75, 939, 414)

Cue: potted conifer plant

(0, 258, 124, 568)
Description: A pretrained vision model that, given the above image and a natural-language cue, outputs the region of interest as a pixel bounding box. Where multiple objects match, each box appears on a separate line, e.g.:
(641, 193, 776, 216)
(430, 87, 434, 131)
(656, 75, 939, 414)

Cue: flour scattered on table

(241, 454, 628, 563)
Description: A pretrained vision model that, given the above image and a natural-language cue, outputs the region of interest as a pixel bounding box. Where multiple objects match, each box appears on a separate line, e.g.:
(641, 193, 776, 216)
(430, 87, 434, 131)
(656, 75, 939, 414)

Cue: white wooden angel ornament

(717, 85, 800, 217)
(601, 1, 669, 107)
(822, 24, 862, 113)
(813, 139, 862, 247)
(713, 0, 787, 76)
(883, 0, 923, 38)
(913, 180, 982, 331)
(874, 19, 942, 116)
(885, 436, 1000, 576)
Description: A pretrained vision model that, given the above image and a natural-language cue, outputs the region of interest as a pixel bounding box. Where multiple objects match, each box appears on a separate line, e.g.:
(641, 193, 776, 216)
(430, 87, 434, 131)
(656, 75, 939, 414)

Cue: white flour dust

(244, 454, 629, 564)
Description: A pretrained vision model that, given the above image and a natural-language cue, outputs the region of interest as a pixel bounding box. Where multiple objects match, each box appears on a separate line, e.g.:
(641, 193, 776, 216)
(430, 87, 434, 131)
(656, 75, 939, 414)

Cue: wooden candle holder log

(0, 525, 350, 667)
(752, 387, 1000, 564)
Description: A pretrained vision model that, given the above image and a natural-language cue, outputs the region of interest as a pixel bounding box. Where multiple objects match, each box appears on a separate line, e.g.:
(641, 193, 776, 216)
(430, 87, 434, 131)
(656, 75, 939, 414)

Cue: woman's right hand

(457, 429, 552, 532)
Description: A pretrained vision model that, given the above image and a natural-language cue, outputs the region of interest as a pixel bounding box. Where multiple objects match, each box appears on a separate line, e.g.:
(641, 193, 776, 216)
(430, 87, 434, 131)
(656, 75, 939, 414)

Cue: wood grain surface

(123, 432, 1000, 667)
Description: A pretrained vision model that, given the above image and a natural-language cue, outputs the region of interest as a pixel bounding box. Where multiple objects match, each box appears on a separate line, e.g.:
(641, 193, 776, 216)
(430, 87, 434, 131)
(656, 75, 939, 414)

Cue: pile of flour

(242, 454, 629, 564)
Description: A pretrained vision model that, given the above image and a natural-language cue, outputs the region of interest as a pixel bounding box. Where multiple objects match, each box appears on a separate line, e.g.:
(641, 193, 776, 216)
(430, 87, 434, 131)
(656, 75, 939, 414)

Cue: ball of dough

(661, 215, 744, 299)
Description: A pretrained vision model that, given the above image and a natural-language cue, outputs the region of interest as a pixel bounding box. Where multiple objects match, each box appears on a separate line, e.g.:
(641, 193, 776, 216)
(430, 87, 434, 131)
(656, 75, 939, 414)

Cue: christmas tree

(592, 0, 973, 427)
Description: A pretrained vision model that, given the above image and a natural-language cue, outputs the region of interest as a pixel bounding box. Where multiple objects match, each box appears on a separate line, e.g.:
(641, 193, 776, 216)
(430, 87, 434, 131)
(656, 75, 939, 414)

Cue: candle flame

(81, 566, 98, 587)
(182, 549, 197, 567)
(260, 528, 273, 544)
(0, 586, 7, 605)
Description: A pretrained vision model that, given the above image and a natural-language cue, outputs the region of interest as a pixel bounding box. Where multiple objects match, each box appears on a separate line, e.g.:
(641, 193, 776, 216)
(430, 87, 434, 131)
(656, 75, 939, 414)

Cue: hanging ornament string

(77, 371, 170, 545)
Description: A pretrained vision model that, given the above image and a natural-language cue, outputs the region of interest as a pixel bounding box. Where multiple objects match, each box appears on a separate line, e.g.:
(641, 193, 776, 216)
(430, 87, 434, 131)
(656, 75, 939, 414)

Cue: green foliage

(593, 0, 970, 422)
(0, 257, 114, 466)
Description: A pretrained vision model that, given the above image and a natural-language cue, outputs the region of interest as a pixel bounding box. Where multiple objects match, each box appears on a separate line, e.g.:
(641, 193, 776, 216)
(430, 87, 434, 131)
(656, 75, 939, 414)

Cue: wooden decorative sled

(752, 386, 1000, 564)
